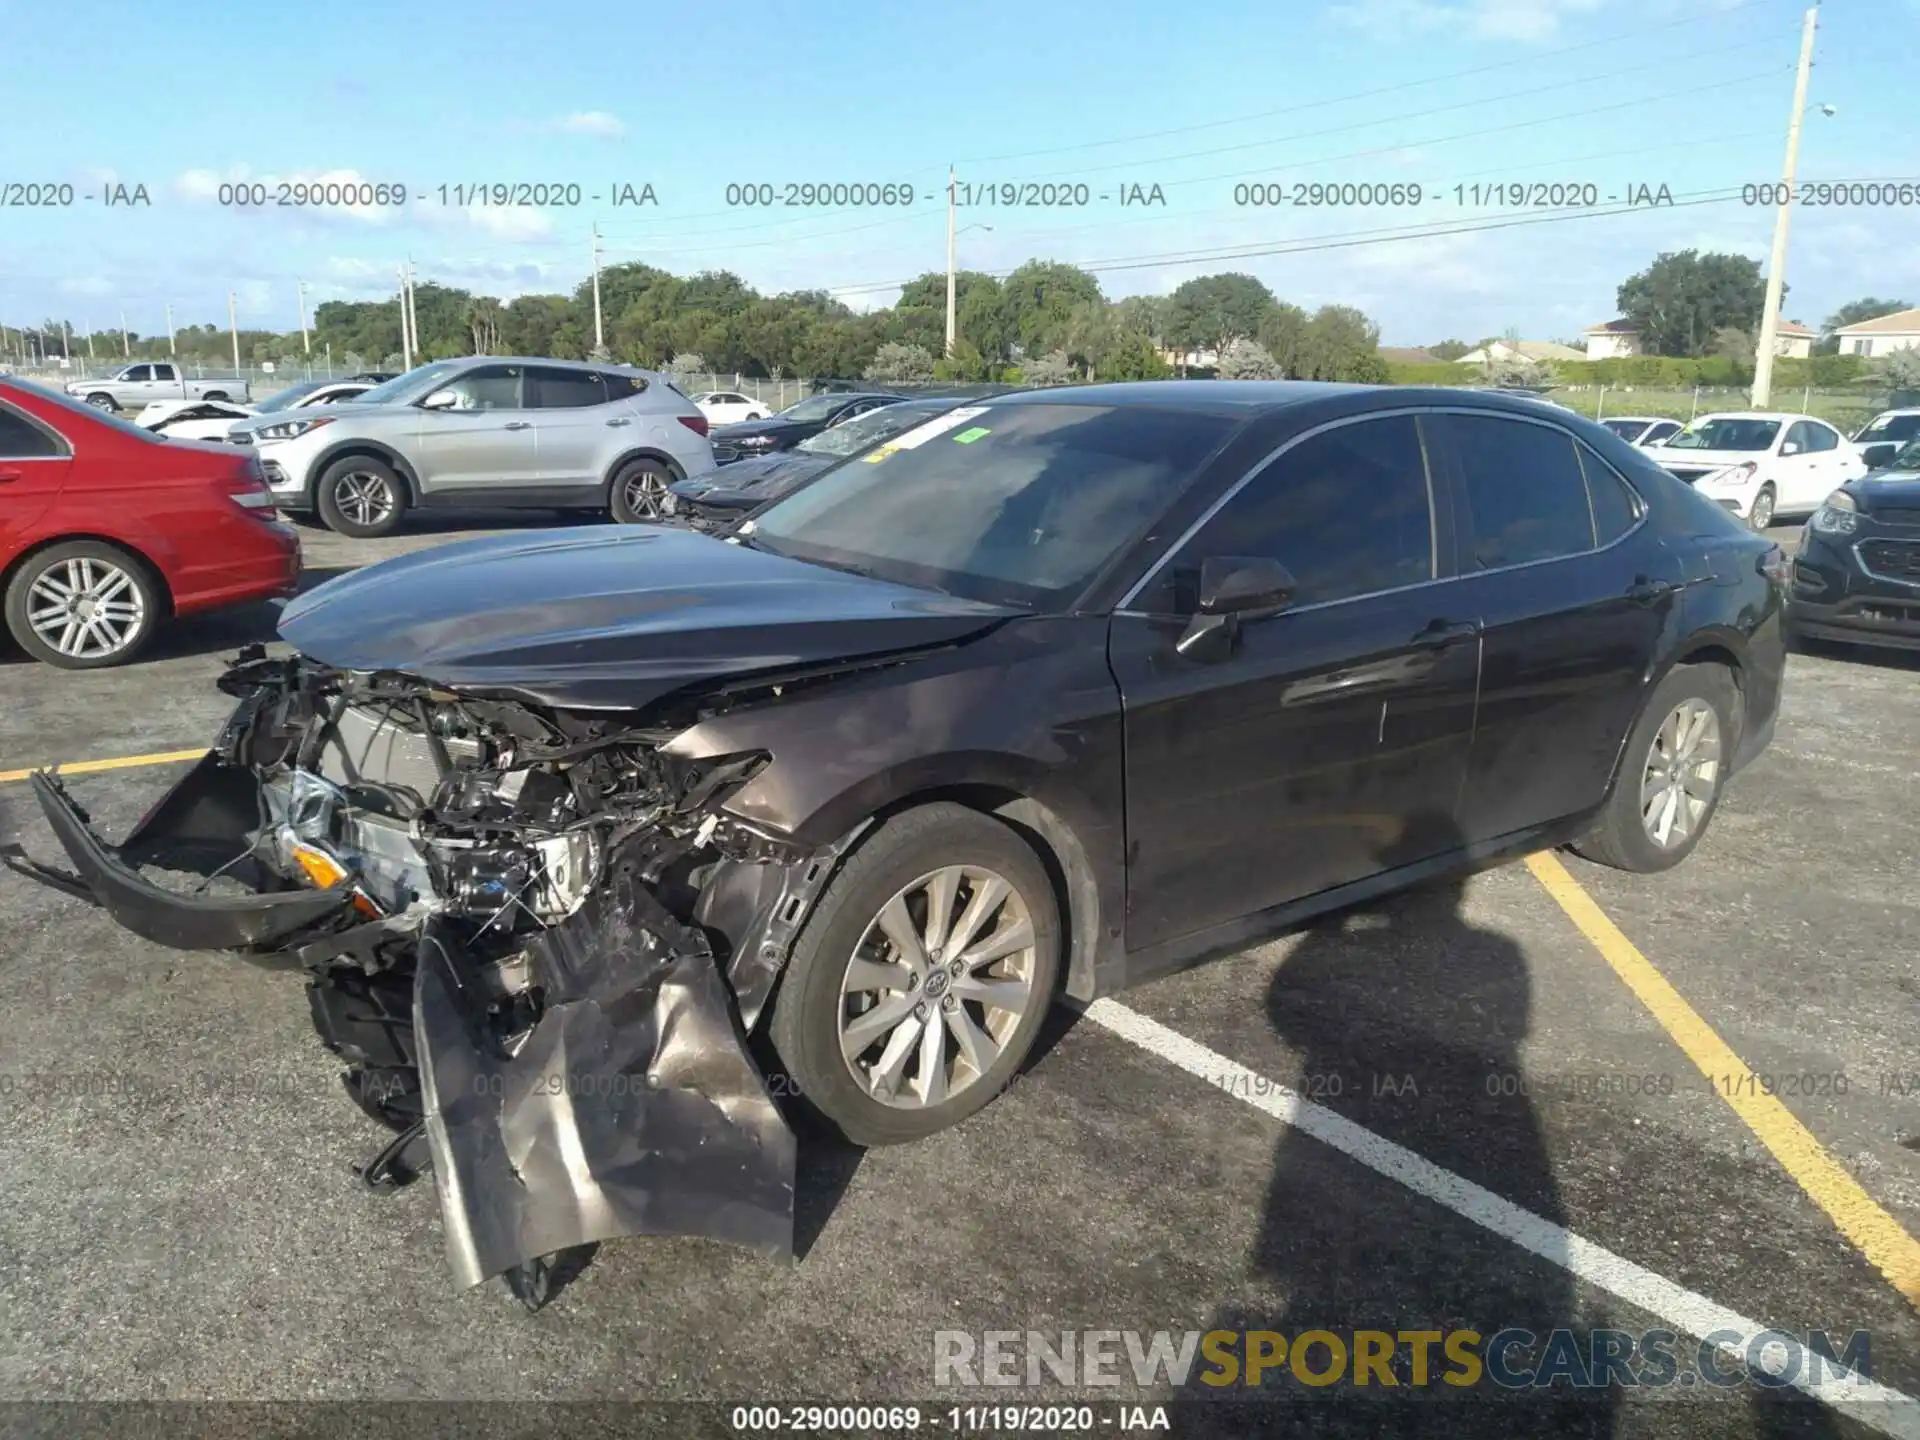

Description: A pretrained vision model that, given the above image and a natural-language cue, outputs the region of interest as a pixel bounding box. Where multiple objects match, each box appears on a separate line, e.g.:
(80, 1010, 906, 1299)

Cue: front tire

(768, 803, 1062, 1147)
(1747, 484, 1776, 532)
(1571, 663, 1737, 872)
(608, 457, 675, 524)
(316, 457, 406, 538)
(4, 541, 160, 669)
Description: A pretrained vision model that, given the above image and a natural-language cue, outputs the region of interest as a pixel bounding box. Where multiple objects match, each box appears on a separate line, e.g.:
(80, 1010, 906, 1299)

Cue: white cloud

(59, 275, 114, 296)
(1331, 0, 1604, 43)
(556, 110, 626, 138)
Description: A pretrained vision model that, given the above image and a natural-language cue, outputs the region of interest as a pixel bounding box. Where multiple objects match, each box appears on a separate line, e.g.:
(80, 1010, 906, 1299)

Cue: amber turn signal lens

(290, 843, 349, 891)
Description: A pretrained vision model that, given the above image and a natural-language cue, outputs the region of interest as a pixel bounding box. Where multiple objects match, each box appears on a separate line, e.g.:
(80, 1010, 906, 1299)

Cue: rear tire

(1571, 663, 1738, 873)
(316, 457, 406, 538)
(4, 540, 161, 669)
(204, 391, 230, 403)
(608, 457, 675, 524)
(768, 803, 1062, 1147)
(84, 393, 118, 411)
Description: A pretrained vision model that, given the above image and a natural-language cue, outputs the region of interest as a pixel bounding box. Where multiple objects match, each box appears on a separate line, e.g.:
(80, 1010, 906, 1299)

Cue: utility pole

(1752, 4, 1819, 410)
(398, 266, 412, 370)
(61, 321, 71, 361)
(944, 166, 957, 357)
(85, 320, 97, 361)
(165, 303, 176, 356)
(591, 224, 606, 357)
(297, 280, 311, 356)
(406, 258, 421, 361)
(119, 309, 130, 357)
(228, 291, 240, 372)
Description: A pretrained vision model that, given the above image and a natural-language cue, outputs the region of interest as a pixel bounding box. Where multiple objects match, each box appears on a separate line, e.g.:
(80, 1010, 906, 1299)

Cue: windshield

(1666, 418, 1780, 452)
(8, 379, 161, 442)
(1601, 419, 1650, 441)
(353, 360, 465, 407)
(745, 402, 1237, 608)
(799, 402, 951, 457)
(777, 393, 866, 424)
(1856, 413, 1920, 442)
(254, 381, 326, 413)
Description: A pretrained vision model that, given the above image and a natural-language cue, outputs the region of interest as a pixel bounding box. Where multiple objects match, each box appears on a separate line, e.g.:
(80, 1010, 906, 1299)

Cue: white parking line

(1084, 998, 1920, 1436)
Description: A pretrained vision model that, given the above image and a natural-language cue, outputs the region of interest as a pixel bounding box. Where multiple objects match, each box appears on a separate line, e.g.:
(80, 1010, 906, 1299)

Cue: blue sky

(1, 0, 1915, 347)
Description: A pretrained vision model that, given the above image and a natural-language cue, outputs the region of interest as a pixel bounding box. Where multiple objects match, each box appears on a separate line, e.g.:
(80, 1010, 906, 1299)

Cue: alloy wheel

(1749, 489, 1775, 530)
(25, 556, 146, 660)
(838, 865, 1037, 1109)
(1640, 698, 1722, 848)
(333, 471, 395, 528)
(622, 470, 668, 518)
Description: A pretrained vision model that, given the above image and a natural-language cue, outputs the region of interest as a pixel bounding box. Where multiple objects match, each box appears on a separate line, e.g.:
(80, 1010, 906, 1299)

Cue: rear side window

(1150, 415, 1433, 612)
(528, 367, 607, 408)
(0, 404, 63, 458)
(600, 371, 648, 399)
(1579, 444, 1643, 545)
(1444, 413, 1595, 569)
(1802, 423, 1839, 453)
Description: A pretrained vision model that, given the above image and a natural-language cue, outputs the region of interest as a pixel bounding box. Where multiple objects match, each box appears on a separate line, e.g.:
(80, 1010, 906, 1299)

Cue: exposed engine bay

(4, 643, 863, 1306)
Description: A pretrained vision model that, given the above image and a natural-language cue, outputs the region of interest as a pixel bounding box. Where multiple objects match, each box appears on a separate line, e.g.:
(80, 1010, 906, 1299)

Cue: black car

(1787, 441, 1920, 652)
(710, 390, 906, 462)
(666, 397, 965, 529)
(6, 382, 1785, 1303)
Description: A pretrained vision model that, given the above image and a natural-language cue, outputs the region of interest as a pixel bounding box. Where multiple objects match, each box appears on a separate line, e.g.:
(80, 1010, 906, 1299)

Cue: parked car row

(137, 379, 380, 442)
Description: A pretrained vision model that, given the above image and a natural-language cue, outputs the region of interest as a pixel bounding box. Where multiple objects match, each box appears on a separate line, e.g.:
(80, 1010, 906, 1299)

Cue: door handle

(0, 469, 20, 484)
(503, 421, 532, 431)
(605, 416, 632, 427)
(1410, 618, 1479, 649)
(1626, 575, 1676, 605)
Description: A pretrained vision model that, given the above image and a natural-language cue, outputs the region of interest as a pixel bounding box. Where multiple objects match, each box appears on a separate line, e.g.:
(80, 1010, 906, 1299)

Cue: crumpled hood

(277, 524, 1013, 710)
(673, 451, 833, 504)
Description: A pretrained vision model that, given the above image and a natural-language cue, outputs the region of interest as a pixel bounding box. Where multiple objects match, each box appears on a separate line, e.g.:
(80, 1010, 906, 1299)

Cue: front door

(411, 362, 541, 494)
(1108, 412, 1481, 954)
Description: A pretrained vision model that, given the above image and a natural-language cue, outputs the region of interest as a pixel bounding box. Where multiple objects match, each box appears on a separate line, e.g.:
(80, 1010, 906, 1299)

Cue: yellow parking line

(1527, 850, 1920, 1311)
(0, 747, 208, 786)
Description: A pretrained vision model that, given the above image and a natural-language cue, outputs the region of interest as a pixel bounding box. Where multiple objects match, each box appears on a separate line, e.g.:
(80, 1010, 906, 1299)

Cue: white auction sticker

(883, 405, 991, 450)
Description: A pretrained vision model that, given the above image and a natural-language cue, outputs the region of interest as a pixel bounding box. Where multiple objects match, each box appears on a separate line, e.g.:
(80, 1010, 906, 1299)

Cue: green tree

(1428, 339, 1471, 362)
(1256, 301, 1311, 377)
(1166, 273, 1274, 357)
(1000, 261, 1102, 355)
(1094, 332, 1171, 381)
(864, 341, 935, 384)
(1297, 305, 1383, 381)
(1020, 350, 1076, 386)
(1616, 250, 1768, 358)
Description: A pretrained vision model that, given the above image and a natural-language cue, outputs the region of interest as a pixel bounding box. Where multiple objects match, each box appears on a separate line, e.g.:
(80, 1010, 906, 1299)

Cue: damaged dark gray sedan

(5, 383, 1785, 1303)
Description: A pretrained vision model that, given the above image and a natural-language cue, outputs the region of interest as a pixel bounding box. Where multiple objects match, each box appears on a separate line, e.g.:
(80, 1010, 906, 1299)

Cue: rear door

(0, 398, 74, 560)
(410, 362, 541, 495)
(1108, 411, 1482, 952)
(1797, 419, 1862, 503)
(1430, 410, 1679, 843)
(146, 363, 182, 402)
(525, 366, 614, 490)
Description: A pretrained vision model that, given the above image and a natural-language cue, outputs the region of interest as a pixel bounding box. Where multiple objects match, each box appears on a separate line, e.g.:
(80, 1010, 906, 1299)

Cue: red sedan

(0, 378, 300, 668)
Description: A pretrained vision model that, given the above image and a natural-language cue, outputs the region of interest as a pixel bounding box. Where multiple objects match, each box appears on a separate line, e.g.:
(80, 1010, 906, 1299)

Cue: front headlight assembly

(1809, 490, 1860, 535)
(253, 416, 335, 443)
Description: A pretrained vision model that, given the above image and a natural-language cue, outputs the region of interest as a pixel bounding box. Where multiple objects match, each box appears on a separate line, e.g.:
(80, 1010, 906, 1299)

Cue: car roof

(1603, 415, 1670, 424)
(1686, 411, 1815, 423)
(439, 355, 659, 378)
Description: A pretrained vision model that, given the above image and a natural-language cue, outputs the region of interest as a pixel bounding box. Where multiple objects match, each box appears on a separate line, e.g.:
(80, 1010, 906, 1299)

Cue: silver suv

(234, 357, 717, 537)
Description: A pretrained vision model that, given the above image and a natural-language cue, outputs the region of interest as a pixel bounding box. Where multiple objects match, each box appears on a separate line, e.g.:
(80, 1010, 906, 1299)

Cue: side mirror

(421, 389, 459, 411)
(1177, 555, 1295, 659)
(1780, 441, 1801, 456)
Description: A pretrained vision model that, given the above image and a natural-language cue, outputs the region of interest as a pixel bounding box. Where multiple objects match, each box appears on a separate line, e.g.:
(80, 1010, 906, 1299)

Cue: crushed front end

(3, 646, 809, 1300)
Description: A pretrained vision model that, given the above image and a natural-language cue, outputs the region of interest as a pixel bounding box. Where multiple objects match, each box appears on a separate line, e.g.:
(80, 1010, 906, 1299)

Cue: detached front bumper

(3, 734, 797, 1298)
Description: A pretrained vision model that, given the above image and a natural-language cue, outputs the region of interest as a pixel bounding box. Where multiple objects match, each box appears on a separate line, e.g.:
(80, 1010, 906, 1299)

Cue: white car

(690, 390, 769, 425)
(1598, 415, 1684, 448)
(1852, 408, 1920, 471)
(139, 380, 376, 442)
(1652, 411, 1867, 530)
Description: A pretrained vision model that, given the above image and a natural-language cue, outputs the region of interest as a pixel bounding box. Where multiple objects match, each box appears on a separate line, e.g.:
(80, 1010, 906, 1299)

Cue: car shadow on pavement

(1175, 817, 1620, 1438)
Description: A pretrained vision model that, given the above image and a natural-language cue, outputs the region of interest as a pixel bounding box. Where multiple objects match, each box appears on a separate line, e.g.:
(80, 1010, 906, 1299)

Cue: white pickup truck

(66, 361, 252, 412)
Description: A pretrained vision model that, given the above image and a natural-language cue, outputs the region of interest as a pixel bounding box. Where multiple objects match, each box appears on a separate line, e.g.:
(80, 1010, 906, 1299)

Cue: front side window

(1645, 422, 1681, 443)
(527, 367, 607, 409)
(748, 402, 1236, 608)
(433, 364, 524, 411)
(1144, 415, 1433, 613)
(355, 360, 466, 407)
(124, 365, 152, 382)
(1444, 413, 1595, 569)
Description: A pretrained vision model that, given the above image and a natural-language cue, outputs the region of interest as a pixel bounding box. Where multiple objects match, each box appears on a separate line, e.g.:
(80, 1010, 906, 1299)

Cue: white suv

(234, 357, 717, 537)
(1651, 411, 1865, 530)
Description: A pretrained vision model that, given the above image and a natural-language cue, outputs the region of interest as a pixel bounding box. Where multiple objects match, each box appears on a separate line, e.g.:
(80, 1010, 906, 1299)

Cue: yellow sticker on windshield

(952, 427, 990, 444)
(863, 444, 900, 464)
